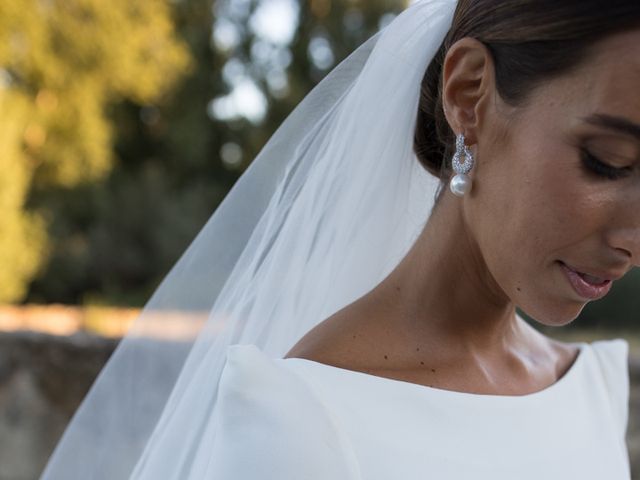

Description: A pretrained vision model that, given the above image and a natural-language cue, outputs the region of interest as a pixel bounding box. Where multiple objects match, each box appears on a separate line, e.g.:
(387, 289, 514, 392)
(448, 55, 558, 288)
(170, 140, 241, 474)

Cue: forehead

(567, 28, 640, 118)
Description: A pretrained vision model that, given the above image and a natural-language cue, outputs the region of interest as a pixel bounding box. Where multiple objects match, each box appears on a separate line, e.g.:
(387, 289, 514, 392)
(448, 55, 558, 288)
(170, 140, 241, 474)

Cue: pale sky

(211, 0, 401, 125)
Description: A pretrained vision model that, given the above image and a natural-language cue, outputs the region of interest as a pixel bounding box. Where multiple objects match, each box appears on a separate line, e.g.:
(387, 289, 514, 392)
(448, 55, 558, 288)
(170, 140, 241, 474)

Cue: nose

(606, 185, 640, 268)
(613, 244, 636, 268)
(605, 220, 640, 268)
(604, 186, 640, 267)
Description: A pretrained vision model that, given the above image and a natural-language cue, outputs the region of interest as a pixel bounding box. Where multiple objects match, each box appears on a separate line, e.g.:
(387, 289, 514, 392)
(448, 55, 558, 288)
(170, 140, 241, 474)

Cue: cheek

(468, 139, 610, 300)
(516, 161, 589, 254)
(520, 150, 618, 253)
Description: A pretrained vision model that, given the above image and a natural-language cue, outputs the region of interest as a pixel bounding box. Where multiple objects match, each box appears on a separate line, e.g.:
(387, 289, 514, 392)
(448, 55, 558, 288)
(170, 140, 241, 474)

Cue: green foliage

(0, 0, 192, 302)
(0, 90, 47, 303)
(23, 0, 407, 306)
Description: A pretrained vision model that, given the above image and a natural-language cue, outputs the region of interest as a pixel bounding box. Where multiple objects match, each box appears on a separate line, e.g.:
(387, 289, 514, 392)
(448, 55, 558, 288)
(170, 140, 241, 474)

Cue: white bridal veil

(40, 0, 458, 478)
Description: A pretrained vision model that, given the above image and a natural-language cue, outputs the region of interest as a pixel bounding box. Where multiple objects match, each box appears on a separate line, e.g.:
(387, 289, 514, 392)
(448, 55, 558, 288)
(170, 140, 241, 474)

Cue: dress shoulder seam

(279, 360, 363, 480)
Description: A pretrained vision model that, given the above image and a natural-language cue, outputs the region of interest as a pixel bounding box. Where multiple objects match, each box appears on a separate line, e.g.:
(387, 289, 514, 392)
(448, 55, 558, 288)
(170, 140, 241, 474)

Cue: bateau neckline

(279, 341, 589, 401)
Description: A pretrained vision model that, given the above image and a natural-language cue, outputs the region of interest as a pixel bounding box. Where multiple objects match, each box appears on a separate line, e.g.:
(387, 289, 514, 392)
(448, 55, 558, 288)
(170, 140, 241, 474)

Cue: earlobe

(441, 38, 494, 144)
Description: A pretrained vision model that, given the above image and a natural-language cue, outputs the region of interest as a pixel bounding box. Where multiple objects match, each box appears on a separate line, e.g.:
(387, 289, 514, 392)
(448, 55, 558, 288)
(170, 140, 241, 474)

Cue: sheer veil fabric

(40, 1, 458, 478)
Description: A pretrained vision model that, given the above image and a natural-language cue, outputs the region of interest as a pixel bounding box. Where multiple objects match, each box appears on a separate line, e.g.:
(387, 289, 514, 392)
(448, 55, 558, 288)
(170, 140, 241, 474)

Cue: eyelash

(580, 148, 632, 180)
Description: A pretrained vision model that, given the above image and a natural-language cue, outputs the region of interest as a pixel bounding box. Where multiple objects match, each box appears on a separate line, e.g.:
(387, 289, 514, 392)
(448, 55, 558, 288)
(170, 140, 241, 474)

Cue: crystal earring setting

(449, 133, 474, 197)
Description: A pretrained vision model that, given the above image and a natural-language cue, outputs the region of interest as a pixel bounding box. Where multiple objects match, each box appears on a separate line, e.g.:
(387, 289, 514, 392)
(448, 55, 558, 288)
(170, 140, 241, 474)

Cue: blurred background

(0, 0, 637, 478)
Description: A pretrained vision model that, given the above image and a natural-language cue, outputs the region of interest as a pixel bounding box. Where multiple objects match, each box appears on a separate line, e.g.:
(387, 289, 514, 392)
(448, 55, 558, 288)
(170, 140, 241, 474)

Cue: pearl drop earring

(449, 133, 475, 197)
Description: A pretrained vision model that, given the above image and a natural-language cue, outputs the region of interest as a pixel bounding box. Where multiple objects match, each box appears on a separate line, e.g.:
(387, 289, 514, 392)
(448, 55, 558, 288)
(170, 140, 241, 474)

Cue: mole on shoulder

(384, 355, 388, 360)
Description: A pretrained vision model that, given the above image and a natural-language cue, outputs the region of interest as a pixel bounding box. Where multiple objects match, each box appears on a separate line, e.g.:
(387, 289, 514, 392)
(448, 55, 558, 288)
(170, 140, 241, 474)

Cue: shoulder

(586, 338, 629, 385)
(284, 308, 389, 372)
(587, 338, 629, 386)
(211, 344, 361, 479)
(585, 338, 630, 436)
(218, 344, 340, 425)
(588, 337, 629, 359)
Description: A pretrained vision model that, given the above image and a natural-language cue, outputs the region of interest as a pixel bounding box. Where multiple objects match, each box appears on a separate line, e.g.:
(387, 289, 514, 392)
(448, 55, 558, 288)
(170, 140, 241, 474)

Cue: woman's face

(470, 28, 640, 326)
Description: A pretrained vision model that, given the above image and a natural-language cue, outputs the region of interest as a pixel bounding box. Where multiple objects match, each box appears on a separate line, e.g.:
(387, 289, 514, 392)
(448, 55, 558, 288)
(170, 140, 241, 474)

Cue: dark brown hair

(414, 0, 640, 203)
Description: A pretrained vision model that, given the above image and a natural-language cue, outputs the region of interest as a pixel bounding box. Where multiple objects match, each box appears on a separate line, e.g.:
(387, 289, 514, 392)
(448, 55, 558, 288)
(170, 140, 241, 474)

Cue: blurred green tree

(0, 89, 47, 302)
(24, 0, 407, 306)
(0, 0, 192, 303)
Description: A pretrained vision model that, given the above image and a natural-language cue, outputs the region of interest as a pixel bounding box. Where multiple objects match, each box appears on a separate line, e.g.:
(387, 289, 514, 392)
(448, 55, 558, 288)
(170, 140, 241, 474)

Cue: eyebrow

(581, 113, 640, 141)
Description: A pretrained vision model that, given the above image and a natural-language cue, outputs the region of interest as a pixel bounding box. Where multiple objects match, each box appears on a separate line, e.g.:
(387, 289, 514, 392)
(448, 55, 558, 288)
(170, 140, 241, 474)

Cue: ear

(441, 38, 495, 144)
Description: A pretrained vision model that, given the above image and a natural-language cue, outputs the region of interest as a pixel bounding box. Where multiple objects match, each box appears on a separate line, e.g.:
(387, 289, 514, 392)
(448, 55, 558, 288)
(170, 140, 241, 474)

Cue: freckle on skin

(420, 361, 424, 365)
(384, 355, 388, 360)
(431, 368, 436, 373)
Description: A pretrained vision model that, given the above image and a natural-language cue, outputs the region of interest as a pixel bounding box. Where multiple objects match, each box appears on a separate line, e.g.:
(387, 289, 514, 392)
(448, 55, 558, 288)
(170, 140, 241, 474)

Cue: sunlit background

(0, 0, 637, 478)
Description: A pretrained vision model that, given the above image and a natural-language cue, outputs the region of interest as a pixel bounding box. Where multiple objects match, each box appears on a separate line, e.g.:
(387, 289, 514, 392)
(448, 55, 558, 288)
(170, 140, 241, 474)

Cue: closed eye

(579, 148, 633, 180)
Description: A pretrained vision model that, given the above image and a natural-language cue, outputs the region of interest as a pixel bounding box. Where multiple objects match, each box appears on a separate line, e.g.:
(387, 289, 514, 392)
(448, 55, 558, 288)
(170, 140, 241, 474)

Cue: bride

(41, 0, 638, 478)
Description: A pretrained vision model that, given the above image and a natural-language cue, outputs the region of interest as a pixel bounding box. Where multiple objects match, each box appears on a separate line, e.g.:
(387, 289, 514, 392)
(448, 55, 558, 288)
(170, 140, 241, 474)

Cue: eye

(579, 148, 632, 180)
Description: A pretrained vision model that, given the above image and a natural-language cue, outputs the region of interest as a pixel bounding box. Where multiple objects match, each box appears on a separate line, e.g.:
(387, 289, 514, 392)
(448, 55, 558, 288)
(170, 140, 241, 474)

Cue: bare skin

(285, 30, 640, 396)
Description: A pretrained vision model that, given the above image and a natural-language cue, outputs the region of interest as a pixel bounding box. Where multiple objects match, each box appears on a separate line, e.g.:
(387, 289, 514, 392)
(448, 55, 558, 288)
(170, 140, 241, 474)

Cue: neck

(372, 189, 527, 356)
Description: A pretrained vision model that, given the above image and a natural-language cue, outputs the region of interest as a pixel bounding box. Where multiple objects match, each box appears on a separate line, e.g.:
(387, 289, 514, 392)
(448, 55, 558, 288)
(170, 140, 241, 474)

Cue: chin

(519, 299, 586, 328)
(536, 316, 579, 328)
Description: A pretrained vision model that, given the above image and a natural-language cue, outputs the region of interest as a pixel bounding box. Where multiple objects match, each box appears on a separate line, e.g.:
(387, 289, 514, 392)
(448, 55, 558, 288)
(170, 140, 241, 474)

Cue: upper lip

(560, 261, 625, 282)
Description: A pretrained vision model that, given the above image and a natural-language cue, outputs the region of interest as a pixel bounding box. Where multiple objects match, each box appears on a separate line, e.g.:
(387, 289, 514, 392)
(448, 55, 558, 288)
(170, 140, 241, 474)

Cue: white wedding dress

(208, 339, 630, 479)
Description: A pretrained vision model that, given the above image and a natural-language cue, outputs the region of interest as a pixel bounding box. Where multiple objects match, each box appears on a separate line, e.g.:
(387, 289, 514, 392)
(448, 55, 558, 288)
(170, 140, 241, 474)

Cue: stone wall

(0, 331, 639, 480)
(0, 331, 118, 480)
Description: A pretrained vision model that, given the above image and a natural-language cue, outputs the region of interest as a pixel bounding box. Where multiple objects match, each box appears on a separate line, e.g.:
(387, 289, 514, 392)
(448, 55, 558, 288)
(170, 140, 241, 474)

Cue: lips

(561, 261, 625, 283)
(559, 261, 613, 300)
(574, 270, 607, 286)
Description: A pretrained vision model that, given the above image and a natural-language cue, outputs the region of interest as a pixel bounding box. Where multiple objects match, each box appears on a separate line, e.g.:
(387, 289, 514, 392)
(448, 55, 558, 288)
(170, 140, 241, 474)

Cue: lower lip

(558, 261, 612, 300)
